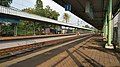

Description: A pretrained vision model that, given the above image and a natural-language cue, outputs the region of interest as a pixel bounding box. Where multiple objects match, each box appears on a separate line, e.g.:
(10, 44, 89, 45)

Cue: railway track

(0, 34, 92, 59)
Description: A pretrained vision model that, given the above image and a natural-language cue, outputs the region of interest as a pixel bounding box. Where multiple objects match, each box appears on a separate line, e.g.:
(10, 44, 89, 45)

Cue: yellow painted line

(0, 35, 90, 67)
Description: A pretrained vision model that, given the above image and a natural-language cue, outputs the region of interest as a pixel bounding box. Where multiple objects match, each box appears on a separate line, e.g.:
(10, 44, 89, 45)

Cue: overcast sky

(10, 0, 92, 27)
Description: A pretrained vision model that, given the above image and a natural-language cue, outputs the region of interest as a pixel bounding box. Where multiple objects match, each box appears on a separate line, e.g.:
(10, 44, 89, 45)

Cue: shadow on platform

(10, 36, 120, 67)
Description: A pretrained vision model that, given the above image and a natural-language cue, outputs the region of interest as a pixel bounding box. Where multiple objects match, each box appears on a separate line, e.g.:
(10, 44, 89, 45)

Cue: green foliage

(0, 0, 12, 7)
(44, 6, 60, 20)
(35, 0, 45, 16)
(35, 0, 43, 9)
(22, 8, 35, 14)
(2, 24, 13, 33)
(35, 8, 45, 17)
(1, 24, 14, 36)
(44, 6, 52, 18)
(17, 20, 36, 36)
(1, 0, 60, 36)
(51, 10, 60, 20)
(22, 0, 60, 20)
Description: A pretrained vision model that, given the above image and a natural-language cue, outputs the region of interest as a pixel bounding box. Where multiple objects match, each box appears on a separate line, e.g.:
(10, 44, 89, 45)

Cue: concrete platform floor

(37, 36, 120, 67)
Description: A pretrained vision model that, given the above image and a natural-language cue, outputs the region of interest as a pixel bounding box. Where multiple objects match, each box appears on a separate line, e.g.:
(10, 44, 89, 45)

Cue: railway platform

(0, 34, 75, 41)
(0, 35, 120, 67)
(0, 0, 120, 66)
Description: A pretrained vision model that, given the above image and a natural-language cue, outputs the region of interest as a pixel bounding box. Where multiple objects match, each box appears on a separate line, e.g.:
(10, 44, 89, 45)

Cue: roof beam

(76, 0, 85, 10)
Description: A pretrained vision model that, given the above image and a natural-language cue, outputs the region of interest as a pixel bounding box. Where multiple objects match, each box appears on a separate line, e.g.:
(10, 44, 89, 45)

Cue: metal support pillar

(118, 13, 120, 48)
(33, 22, 36, 36)
(102, 25, 105, 37)
(25, 21, 27, 36)
(105, 0, 113, 48)
(104, 13, 108, 41)
(59, 25, 62, 34)
(108, 0, 112, 45)
(0, 23, 1, 37)
(72, 28, 74, 33)
(14, 24, 18, 36)
(75, 28, 78, 33)
(65, 26, 67, 34)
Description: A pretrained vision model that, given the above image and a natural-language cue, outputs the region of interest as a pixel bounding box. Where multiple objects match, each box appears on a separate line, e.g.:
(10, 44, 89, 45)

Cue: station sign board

(64, 4, 71, 11)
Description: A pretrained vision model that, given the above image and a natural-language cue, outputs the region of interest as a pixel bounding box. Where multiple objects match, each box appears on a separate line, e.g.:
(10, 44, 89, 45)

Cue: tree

(35, 0, 43, 9)
(63, 13, 70, 23)
(22, 8, 35, 14)
(35, 0, 45, 16)
(51, 10, 60, 20)
(44, 6, 52, 18)
(44, 5, 60, 20)
(22, 1, 60, 20)
(0, 0, 12, 7)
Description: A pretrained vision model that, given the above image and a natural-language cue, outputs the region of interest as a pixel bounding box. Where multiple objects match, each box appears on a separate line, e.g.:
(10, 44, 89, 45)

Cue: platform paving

(36, 36, 120, 67)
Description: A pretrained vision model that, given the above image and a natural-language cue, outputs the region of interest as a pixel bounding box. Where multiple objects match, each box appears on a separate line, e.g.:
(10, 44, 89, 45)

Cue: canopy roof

(0, 6, 93, 31)
(53, 0, 120, 30)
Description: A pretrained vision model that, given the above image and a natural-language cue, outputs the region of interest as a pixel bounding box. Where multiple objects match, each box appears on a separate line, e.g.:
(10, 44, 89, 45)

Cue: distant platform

(0, 34, 75, 41)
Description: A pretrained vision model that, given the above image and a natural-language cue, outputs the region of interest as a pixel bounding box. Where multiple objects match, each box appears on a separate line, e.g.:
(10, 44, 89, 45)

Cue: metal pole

(0, 23, 1, 37)
(72, 28, 74, 33)
(118, 13, 120, 48)
(14, 23, 17, 36)
(105, 13, 108, 40)
(75, 28, 77, 33)
(106, 0, 113, 48)
(33, 22, 36, 35)
(102, 25, 105, 37)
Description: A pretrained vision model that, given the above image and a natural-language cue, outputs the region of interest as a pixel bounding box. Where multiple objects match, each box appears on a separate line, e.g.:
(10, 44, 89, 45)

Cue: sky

(10, 0, 92, 27)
